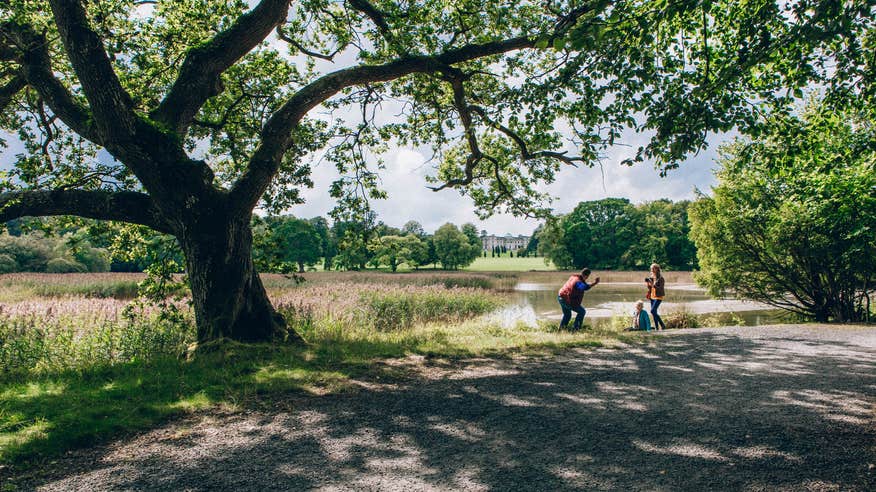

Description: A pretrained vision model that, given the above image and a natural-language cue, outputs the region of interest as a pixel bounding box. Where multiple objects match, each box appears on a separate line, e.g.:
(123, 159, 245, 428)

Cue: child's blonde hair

(635, 300, 644, 309)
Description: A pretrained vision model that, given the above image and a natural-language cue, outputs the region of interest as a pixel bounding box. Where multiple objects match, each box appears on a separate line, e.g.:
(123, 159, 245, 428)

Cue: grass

(0, 343, 352, 470)
(464, 255, 555, 271)
(0, 320, 636, 471)
(0, 273, 144, 302)
(0, 274, 643, 471)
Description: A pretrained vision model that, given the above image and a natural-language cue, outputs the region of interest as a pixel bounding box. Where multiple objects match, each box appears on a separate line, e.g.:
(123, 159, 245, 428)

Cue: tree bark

(180, 213, 304, 344)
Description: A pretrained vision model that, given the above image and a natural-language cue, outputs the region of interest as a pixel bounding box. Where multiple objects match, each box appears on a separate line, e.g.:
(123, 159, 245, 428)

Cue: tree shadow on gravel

(17, 329, 876, 491)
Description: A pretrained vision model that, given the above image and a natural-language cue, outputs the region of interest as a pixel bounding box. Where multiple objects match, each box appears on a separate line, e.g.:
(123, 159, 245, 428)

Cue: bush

(0, 234, 52, 271)
(0, 253, 17, 273)
(363, 288, 500, 330)
(663, 308, 700, 329)
(46, 257, 88, 273)
(73, 246, 111, 272)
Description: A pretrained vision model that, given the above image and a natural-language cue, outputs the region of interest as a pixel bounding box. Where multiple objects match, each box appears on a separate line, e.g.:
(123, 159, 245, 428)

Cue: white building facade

(481, 233, 530, 251)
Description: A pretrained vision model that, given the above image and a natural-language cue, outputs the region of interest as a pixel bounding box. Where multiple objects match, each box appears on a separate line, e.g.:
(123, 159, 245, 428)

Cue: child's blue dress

(636, 310, 651, 331)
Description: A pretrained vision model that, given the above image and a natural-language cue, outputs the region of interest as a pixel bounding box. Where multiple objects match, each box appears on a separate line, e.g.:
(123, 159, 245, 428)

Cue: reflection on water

(493, 276, 784, 328)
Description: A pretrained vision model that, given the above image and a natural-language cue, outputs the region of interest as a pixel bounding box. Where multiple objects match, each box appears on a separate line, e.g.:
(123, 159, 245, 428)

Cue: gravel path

(14, 324, 876, 491)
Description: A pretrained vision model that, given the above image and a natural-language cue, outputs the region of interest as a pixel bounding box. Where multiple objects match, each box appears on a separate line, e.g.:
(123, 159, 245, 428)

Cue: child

(633, 299, 651, 331)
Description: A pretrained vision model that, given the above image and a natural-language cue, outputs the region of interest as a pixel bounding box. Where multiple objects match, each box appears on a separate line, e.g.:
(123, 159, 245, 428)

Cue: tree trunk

(181, 215, 304, 344)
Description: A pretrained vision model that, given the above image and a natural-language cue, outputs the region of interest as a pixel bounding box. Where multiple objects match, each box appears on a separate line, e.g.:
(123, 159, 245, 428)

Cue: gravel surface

(10, 324, 876, 491)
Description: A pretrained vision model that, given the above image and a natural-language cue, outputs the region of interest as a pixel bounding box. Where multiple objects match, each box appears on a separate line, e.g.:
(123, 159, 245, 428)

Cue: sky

(284, 134, 725, 236)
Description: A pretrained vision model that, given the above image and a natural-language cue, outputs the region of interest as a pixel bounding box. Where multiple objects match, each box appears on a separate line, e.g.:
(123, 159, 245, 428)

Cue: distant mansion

(480, 232, 530, 251)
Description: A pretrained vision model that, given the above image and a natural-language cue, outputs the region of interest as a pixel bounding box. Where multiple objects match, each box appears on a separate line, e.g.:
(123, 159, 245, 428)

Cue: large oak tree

(0, 0, 871, 343)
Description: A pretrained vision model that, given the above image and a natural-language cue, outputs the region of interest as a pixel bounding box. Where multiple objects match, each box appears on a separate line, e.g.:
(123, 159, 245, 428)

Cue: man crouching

(557, 268, 600, 331)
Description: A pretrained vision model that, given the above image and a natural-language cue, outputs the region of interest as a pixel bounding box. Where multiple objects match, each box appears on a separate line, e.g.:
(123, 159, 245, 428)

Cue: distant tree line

(250, 215, 483, 272)
(536, 198, 697, 271)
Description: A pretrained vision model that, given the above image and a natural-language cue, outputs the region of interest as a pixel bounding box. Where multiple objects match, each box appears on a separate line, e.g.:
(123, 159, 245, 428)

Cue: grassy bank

(464, 256, 555, 271)
(0, 274, 639, 470)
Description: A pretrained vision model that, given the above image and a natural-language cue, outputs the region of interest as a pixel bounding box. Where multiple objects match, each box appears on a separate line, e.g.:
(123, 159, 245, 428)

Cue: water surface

(493, 274, 784, 328)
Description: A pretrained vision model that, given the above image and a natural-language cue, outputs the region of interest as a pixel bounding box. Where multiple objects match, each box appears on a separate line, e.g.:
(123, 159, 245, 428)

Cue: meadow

(0, 270, 649, 470)
(464, 255, 555, 272)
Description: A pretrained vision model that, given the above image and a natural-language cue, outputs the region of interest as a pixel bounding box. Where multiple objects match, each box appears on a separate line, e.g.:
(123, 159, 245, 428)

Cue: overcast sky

(285, 133, 725, 236)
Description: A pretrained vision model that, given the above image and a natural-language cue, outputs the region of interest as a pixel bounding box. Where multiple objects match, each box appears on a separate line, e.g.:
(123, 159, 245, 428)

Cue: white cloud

(286, 135, 723, 236)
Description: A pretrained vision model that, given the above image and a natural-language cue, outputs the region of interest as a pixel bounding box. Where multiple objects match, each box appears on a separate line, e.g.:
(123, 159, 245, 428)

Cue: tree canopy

(689, 101, 876, 322)
(538, 198, 697, 270)
(0, 0, 872, 342)
(253, 215, 322, 272)
(433, 222, 481, 269)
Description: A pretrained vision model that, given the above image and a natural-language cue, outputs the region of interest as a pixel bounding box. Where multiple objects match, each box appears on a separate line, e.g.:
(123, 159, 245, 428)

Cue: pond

(491, 274, 786, 328)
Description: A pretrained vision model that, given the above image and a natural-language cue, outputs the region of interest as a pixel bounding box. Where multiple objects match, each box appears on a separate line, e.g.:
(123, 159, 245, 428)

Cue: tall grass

(260, 271, 511, 290)
(272, 283, 501, 332)
(0, 282, 500, 379)
(0, 273, 145, 301)
(0, 299, 194, 378)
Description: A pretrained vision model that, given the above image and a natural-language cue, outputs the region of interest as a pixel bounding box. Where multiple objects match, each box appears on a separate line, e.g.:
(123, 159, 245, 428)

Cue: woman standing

(646, 263, 667, 330)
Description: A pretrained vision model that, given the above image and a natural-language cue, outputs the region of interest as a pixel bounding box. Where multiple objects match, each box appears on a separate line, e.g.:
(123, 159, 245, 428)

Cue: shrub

(663, 308, 700, 329)
(73, 246, 111, 272)
(0, 234, 52, 271)
(0, 254, 17, 273)
(46, 257, 88, 273)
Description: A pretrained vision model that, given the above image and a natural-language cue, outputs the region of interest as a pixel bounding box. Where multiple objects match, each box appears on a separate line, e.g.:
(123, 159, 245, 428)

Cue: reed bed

(0, 281, 502, 378)
(0, 297, 194, 377)
(273, 283, 501, 333)
(261, 271, 516, 291)
(0, 273, 145, 301)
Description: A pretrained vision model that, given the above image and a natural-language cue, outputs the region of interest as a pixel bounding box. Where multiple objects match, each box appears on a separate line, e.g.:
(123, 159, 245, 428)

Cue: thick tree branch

(0, 189, 173, 234)
(0, 21, 101, 143)
(228, 3, 599, 211)
(0, 74, 26, 113)
(47, 0, 138, 141)
(429, 70, 483, 191)
(151, 0, 291, 135)
(347, 0, 392, 40)
(229, 36, 532, 210)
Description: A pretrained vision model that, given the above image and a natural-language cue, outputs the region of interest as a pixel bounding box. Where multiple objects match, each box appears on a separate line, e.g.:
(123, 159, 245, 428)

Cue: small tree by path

(690, 103, 876, 322)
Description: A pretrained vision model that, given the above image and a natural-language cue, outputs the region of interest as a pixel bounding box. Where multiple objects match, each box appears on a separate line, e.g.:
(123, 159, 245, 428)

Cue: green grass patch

(0, 317, 639, 471)
(0, 343, 358, 469)
(464, 256, 555, 272)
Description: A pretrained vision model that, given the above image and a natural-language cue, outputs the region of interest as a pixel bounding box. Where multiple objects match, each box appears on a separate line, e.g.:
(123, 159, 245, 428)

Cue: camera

(645, 277, 651, 282)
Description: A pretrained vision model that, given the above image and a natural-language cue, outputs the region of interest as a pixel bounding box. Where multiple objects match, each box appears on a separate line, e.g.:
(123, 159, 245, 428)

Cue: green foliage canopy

(689, 102, 876, 322)
(538, 198, 697, 270)
(2, 0, 871, 219)
(253, 215, 323, 272)
(433, 223, 481, 270)
(367, 234, 424, 271)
